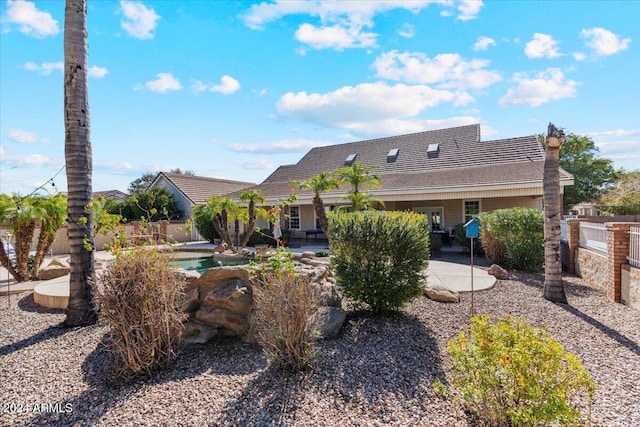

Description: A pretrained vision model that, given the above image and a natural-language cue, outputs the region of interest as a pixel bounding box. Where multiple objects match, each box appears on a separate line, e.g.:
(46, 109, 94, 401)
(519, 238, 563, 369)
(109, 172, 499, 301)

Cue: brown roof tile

(156, 173, 255, 205)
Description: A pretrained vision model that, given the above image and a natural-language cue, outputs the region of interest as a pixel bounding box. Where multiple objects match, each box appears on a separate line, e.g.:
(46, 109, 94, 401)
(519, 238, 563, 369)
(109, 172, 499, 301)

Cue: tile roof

(156, 173, 255, 205)
(235, 124, 572, 200)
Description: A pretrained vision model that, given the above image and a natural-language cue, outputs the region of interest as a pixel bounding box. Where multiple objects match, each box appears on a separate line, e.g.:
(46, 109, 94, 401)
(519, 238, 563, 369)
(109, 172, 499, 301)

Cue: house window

(463, 200, 480, 223)
(287, 206, 300, 229)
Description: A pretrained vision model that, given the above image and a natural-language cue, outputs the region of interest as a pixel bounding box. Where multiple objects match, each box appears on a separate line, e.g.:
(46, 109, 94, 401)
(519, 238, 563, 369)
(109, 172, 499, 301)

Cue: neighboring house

(228, 124, 574, 237)
(93, 190, 128, 202)
(148, 172, 255, 222)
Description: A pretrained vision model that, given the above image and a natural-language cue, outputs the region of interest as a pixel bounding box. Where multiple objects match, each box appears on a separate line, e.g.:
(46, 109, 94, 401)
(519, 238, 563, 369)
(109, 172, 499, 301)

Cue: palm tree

(0, 194, 46, 282)
(64, 0, 97, 326)
(239, 189, 267, 248)
(543, 123, 568, 304)
(334, 162, 383, 211)
(201, 196, 237, 250)
(295, 172, 339, 234)
(31, 194, 68, 279)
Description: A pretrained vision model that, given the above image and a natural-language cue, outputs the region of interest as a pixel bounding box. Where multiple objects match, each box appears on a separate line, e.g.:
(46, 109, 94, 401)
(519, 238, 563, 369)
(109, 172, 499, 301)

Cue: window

(387, 148, 399, 162)
(463, 200, 480, 223)
(344, 153, 357, 165)
(287, 206, 300, 229)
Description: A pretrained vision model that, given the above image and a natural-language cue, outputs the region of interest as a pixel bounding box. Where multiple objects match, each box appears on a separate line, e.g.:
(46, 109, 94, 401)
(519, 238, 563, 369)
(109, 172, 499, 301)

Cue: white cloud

(595, 140, 640, 156)
(397, 23, 415, 38)
(581, 27, 631, 56)
(242, 1, 482, 50)
(120, 0, 160, 39)
(573, 52, 586, 61)
(525, 33, 561, 58)
(234, 158, 274, 170)
(499, 68, 578, 107)
(373, 50, 501, 90)
(192, 75, 241, 95)
(295, 23, 377, 50)
(473, 36, 495, 51)
(276, 81, 477, 136)
(4, 0, 59, 38)
(88, 65, 108, 78)
(143, 73, 182, 93)
(16, 154, 56, 166)
(228, 139, 334, 154)
(24, 61, 63, 75)
(586, 129, 640, 138)
(457, 0, 483, 21)
(7, 128, 48, 144)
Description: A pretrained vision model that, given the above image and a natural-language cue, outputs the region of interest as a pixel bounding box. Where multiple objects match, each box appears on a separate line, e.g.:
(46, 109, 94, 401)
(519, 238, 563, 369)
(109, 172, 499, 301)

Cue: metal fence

(579, 222, 608, 256)
(629, 225, 640, 268)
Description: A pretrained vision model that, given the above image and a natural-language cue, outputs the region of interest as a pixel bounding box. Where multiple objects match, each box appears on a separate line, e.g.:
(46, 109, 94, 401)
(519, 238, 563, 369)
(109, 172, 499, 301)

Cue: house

(93, 190, 128, 202)
(148, 172, 255, 221)
(228, 124, 574, 238)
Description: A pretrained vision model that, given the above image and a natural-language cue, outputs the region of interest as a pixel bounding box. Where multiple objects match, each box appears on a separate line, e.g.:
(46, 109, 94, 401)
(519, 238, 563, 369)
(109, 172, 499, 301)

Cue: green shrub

(250, 248, 318, 371)
(314, 250, 330, 257)
(439, 315, 596, 427)
(192, 209, 220, 243)
(478, 208, 544, 272)
(328, 211, 430, 313)
(452, 223, 484, 255)
(96, 248, 186, 380)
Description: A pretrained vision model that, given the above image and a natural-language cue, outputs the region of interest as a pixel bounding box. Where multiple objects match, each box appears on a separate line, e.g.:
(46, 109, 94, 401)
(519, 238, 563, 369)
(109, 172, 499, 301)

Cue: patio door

(415, 207, 443, 232)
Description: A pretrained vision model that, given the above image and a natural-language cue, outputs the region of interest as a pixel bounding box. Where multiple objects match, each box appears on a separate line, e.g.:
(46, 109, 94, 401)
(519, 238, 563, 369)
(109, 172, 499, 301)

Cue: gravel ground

(1, 257, 639, 427)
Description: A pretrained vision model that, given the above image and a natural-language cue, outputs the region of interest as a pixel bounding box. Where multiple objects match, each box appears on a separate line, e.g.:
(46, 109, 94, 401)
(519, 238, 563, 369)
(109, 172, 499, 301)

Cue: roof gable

(151, 173, 255, 205)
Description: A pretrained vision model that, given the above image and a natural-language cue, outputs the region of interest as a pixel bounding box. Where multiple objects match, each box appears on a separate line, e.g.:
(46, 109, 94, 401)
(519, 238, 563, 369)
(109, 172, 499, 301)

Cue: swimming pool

(169, 251, 250, 273)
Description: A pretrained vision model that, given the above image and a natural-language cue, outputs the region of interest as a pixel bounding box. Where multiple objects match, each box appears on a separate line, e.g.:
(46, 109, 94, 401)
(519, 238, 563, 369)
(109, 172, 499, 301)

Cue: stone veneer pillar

(605, 222, 632, 303)
(566, 219, 582, 274)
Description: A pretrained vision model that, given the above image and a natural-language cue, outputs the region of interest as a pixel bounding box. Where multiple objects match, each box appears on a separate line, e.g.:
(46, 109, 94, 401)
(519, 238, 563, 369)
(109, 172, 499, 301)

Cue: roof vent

(344, 153, 357, 165)
(387, 148, 400, 163)
(427, 143, 440, 158)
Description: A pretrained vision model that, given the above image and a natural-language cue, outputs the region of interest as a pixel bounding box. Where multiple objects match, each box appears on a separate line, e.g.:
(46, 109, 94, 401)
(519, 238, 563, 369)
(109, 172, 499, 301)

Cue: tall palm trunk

(14, 221, 36, 282)
(543, 123, 568, 303)
(64, 0, 97, 326)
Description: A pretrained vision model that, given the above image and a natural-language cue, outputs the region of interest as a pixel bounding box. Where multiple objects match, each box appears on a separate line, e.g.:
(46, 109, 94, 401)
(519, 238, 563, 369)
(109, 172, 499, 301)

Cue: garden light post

(464, 218, 480, 317)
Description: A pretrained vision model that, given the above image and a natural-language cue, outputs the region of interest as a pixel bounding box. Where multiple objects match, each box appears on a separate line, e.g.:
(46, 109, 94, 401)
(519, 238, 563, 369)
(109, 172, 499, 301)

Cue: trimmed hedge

(328, 210, 430, 312)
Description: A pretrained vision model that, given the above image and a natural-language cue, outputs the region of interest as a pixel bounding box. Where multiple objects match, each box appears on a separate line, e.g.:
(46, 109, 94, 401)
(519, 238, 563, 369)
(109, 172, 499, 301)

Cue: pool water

(169, 252, 249, 273)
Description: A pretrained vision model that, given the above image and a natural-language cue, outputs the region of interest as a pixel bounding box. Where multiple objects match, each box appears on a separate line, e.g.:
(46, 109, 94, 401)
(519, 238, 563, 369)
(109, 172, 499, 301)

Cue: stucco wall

(575, 247, 608, 292)
(621, 265, 640, 311)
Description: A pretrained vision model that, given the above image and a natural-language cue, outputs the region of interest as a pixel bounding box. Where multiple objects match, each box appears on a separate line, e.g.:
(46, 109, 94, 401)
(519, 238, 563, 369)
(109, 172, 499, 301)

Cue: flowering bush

(437, 315, 596, 427)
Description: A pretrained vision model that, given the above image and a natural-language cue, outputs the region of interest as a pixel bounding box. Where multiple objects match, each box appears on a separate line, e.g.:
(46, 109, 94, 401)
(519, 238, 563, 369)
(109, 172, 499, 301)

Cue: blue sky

(1, 0, 638, 195)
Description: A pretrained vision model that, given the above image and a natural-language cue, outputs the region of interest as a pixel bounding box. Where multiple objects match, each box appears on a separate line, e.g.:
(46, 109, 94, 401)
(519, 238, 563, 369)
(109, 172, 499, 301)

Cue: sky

(1, 0, 638, 196)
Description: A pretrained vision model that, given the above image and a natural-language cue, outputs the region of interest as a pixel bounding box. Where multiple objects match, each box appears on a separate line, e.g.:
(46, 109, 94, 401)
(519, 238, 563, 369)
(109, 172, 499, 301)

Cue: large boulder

(488, 264, 509, 280)
(194, 307, 250, 336)
(191, 266, 250, 298)
(182, 321, 219, 344)
(424, 285, 460, 303)
(37, 259, 70, 280)
(312, 306, 347, 339)
(201, 279, 252, 315)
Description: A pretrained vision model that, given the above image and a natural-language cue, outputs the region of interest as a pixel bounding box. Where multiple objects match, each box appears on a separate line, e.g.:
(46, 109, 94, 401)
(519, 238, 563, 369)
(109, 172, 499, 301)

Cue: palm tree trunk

(313, 196, 329, 234)
(64, 0, 97, 326)
(30, 231, 56, 280)
(543, 134, 568, 304)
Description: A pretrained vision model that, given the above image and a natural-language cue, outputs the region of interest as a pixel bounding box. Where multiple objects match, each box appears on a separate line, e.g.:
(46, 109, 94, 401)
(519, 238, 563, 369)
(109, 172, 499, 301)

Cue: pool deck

(1, 241, 494, 308)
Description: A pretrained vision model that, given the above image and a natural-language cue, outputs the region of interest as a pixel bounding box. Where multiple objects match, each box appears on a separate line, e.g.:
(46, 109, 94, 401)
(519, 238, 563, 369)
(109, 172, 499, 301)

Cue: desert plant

(96, 248, 186, 380)
(328, 210, 430, 312)
(438, 315, 596, 427)
(250, 248, 318, 371)
(478, 208, 544, 272)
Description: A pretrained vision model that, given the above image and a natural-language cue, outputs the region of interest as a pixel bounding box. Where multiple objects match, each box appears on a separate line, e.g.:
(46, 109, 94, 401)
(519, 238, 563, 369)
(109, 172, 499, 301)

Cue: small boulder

(182, 321, 218, 344)
(201, 279, 253, 315)
(212, 243, 227, 253)
(488, 264, 509, 280)
(424, 285, 460, 303)
(312, 306, 347, 339)
(301, 251, 316, 259)
(37, 259, 70, 280)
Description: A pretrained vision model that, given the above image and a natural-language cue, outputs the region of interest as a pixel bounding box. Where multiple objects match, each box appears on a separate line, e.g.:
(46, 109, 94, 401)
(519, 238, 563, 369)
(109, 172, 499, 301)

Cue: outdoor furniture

(304, 229, 325, 242)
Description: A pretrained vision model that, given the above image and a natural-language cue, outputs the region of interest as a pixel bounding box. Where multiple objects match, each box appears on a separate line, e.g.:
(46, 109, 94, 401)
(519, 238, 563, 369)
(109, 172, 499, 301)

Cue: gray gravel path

(1, 261, 639, 426)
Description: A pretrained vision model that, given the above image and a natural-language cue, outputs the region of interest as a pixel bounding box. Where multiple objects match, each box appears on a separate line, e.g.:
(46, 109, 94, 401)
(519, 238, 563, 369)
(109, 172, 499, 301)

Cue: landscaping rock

(315, 281, 341, 308)
(312, 306, 347, 339)
(191, 266, 250, 296)
(488, 264, 509, 280)
(182, 321, 219, 344)
(201, 279, 253, 315)
(424, 285, 460, 303)
(301, 251, 316, 259)
(212, 243, 227, 253)
(194, 307, 250, 336)
(178, 286, 200, 313)
(37, 259, 70, 280)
